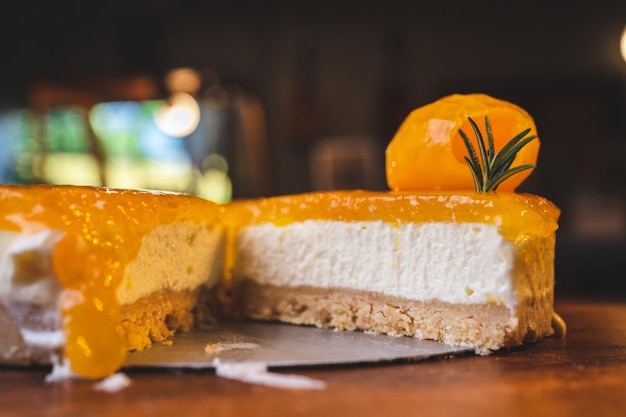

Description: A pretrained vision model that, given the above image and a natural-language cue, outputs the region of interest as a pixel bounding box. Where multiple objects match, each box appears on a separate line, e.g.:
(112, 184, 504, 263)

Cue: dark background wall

(1, 0, 625, 297)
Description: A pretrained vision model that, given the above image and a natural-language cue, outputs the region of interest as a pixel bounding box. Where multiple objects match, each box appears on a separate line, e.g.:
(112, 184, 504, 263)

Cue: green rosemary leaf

(490, 136, 537, 181)
(464, 156, 483, 191)
(485, 116, 495, 160)
(467, 117, 489, 186)
(491, 130, 534, 167)
(486, 164, 535, 191)
(459, 116, 536, 192)
(458, 129, 483, 189)
(491, 155, 517, 180)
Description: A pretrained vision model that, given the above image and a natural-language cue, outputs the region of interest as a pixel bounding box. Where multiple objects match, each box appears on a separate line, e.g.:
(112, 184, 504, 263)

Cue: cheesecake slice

(225, 190, 561, 354)
(0, 185, 225, 379)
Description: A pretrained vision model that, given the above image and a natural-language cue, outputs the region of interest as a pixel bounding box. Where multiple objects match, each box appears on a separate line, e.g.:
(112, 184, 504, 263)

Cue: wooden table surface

(1, 298, 625, 417)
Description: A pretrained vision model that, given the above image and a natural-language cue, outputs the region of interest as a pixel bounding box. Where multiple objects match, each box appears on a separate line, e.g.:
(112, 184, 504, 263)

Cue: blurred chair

(26, 75, 159, 186)
(309, 135, 384, 191)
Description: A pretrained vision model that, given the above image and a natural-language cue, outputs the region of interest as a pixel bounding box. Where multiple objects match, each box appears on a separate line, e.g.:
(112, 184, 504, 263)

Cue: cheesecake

(225, 190, 560, 353)
(226, 93, 564, 353)
(0, 185, 225, 379)
(0, 93, 565, 381)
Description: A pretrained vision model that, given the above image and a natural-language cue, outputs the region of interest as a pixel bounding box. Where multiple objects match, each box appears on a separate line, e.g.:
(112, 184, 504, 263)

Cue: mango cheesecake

(0, 186, 225, 379)
(226, 93, 565, 353)
(0, 93, 565, 381)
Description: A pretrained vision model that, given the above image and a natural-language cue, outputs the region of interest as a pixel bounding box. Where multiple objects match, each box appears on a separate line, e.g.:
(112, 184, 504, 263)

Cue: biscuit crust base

(231, 279, 554, 354)
(120, 286, 218, 352)
(0, 287, 217, 366)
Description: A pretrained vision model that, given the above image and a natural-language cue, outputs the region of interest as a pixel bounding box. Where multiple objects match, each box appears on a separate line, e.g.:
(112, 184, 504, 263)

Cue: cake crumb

(161, 340, 173, 346)
(93, 373, 132, 393)
(204, 342, 259, 354)
(213, 360, 326, 390)
(45, 357, 77, 383)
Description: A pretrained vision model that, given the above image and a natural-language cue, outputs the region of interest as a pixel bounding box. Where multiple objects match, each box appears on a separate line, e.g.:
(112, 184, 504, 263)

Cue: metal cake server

(124, 321, 472, 369)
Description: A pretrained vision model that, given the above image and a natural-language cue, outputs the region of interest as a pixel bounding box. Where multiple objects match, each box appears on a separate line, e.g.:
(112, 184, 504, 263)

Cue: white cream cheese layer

(234, 220, 517, 310)
(0, 230, 63, 307)
(0, 229, 66, 353)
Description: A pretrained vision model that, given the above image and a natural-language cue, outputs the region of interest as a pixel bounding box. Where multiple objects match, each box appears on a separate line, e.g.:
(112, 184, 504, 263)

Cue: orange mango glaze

(0, 185, 222, 379)
(226, 190, 560, 242)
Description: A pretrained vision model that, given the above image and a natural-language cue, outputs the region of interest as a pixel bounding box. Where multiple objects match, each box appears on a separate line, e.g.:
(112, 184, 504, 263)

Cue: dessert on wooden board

(0, 93, 564, 380)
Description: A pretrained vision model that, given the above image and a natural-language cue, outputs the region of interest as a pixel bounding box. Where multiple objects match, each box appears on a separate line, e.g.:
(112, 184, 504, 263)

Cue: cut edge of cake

(0, 186, 566, 378)
(0, 185, 226, 378)
(222, 190, 564, 355)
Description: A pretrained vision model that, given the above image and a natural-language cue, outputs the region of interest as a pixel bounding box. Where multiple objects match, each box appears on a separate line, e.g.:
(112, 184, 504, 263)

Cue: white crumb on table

(213, 359, 326, 390)
(93, 373, 132, 393)
(44, 358, 76, 383)
(43, 358, 131, 393)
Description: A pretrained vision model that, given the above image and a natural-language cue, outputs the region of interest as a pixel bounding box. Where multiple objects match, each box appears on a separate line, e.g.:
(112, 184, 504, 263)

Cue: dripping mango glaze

(0, 185, 223, 379)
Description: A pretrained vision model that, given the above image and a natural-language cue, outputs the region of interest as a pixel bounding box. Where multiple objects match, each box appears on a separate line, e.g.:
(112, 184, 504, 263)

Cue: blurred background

(0, 0, 625, 297)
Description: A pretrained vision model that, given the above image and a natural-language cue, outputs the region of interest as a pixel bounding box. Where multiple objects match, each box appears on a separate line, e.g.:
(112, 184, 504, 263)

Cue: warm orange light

(154, 92, 201, 138)
(165, 67, 202, 94)
(621, 26, 626, 63)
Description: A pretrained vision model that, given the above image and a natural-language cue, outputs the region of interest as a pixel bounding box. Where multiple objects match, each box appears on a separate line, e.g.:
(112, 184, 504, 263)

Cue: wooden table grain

(1, 298, 625, 417)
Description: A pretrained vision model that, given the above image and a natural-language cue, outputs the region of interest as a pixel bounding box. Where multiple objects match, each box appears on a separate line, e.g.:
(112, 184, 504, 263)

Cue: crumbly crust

(0, 285, 220, 366)
(230, 279, 554, 353)
(120, 286, 219, 351)
(120, 289, 197, 351)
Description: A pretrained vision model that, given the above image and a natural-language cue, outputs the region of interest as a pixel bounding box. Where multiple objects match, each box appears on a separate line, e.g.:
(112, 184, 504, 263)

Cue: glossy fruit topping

(227, 190, 560, 241)
(386, 94, 540, 192)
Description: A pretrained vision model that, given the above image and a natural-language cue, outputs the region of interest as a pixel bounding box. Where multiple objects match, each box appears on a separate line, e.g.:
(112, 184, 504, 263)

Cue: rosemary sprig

(458, 116, 537, 192)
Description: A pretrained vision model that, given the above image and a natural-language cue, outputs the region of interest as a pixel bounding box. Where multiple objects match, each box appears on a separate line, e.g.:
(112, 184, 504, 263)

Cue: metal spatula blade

(124, 321, 472, 369)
